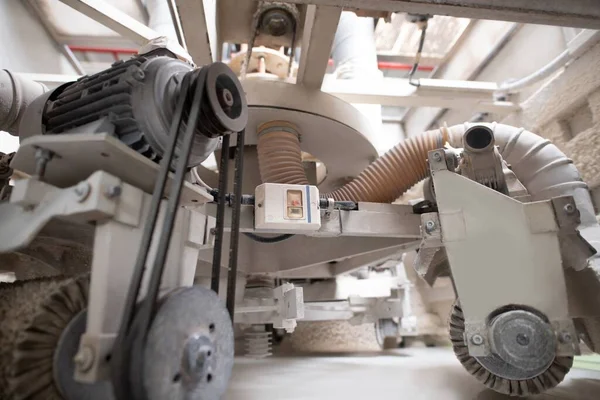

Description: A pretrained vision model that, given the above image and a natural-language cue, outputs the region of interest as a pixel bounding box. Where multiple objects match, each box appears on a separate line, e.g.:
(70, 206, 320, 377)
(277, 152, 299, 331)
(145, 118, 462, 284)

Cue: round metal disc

(53, 310, 114, 400)
(479, 310, 556, 380)
(449, 301, 572, 397)
(143, 286, 234, 400)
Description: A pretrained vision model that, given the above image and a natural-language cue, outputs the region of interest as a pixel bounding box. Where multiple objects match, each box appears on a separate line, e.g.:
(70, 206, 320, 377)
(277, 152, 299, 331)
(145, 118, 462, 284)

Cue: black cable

(226, 129, 245, 318)
(211, 135, 230, 294)
(408, 21, 428, 87)
(244, 233, 295, 243)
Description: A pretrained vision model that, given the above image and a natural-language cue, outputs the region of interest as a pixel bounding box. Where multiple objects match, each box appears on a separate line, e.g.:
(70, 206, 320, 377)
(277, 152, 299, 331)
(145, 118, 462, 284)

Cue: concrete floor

(225, 348, 600, 400)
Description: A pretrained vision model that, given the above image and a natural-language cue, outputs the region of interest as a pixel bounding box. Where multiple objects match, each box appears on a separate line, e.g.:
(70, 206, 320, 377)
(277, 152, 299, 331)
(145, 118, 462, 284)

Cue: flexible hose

(256, 121, 309, 185)
(327, 129, 446, 202)
(256, 121, 446, 203)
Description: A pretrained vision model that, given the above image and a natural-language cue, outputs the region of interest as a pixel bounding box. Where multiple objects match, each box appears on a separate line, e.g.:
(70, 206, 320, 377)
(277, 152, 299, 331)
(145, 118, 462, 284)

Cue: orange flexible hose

(257, 121, 309, 185)
(256, 121, 447, 203)
(327, 129, 446, 202)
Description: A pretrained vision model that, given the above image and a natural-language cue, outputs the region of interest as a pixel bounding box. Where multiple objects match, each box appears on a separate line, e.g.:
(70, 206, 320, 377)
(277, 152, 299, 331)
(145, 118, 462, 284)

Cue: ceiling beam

(58, 0, 160, 45)
(323, 78, 519, 114)
(248, 0, 600, 29)
(24, 72, 517, 114)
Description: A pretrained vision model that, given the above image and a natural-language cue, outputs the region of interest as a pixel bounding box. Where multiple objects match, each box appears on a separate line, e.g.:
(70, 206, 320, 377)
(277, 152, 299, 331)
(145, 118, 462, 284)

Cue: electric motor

(18, 50, 247, 167)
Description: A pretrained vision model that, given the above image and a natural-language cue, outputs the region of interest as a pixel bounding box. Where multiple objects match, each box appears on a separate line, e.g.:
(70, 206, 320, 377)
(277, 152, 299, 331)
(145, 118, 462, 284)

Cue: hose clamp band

(257, 125, 301, 141)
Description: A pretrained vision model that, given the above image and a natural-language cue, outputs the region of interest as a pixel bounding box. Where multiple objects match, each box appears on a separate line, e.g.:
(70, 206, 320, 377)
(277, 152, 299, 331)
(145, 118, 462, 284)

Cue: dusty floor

(225, 348, 600, 400)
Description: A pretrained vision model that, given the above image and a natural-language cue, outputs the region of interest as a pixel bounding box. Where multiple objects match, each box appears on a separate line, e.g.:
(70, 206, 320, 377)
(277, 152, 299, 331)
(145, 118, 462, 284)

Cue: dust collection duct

(256, 121, 597, 231)
(0, 70, 48, 135)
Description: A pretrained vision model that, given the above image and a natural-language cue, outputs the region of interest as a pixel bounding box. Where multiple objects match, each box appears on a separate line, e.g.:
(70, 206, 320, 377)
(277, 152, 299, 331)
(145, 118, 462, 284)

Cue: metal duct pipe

(331, 12, 379, 80)
(330, 11, 384, 153)
(144, 0, 178, 41)
(447, 123, 598, 231)
(0, 70, 47, 136)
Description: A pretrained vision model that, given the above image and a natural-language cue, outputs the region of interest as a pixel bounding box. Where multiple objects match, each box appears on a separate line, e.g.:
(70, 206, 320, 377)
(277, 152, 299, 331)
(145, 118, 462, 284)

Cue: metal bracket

(234, 283, 305, 332)
(413, 212, 447, 285)
(0, 171, 129, 253)
(551, 196, 597, 271)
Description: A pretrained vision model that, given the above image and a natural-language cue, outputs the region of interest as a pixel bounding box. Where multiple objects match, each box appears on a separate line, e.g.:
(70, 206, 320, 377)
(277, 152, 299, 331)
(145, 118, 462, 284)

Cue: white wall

(0, 1, 76, 73)
(0, 0, 76, 153)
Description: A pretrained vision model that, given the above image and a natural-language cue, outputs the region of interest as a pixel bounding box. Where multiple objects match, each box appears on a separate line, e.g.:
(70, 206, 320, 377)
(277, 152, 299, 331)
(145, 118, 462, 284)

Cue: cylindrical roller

(449, 301, 572, 397)
(0, 275, 110, 400)
(257, 121, 309, 185)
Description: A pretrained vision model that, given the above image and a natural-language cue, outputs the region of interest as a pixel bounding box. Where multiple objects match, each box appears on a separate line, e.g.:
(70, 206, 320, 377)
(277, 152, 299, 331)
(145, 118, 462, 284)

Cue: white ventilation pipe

(447, 122, 600, 257)
(330, 11, 384, 153)
(497, 29, 600, 95)
(144, 0, 178, 41)
(0, 70, 47, 136)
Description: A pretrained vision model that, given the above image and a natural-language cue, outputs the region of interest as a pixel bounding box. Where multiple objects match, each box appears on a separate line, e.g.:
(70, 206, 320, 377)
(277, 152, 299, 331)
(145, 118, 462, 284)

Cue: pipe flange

(257, 120, 301, 140)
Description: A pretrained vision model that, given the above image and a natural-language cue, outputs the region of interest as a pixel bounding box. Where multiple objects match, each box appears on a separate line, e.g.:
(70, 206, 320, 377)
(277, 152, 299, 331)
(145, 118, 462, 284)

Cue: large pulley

(449, 301, 573, 396)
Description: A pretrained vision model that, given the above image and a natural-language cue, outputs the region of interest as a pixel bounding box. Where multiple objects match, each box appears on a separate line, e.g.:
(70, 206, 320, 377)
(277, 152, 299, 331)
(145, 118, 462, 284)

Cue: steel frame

(244, 0, 600, 29)
(20, 72, 518, 112)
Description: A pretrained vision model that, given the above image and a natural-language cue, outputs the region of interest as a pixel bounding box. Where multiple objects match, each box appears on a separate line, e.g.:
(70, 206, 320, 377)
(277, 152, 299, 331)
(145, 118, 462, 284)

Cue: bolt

(261, 9, 291, 37)
(425, 220, 436, 233)
(133, 69, 145, 81)
(559, 331, 573, 344)
(516, 333, 530, 346)
(182, 333, 214, 382)
(220, 88, 234, 108)
(564, 203, 576, 214)
(73, 345, 95, 372)
(210, 228, 217, 236)
(74, 182, 91, 202)
(471, 334, 484, 346)
(34, 148, 54, 181)
(104, 185, 122, 199)
(432, 152, 443, 162)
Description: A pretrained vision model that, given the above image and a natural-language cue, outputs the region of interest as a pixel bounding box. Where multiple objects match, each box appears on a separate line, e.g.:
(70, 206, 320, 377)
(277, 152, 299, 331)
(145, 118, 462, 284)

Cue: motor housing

(18, 50, 247, 168)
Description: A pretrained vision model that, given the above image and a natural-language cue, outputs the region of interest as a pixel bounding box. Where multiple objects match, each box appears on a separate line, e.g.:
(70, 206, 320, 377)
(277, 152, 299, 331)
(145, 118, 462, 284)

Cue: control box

(255, 183, 321, 232)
